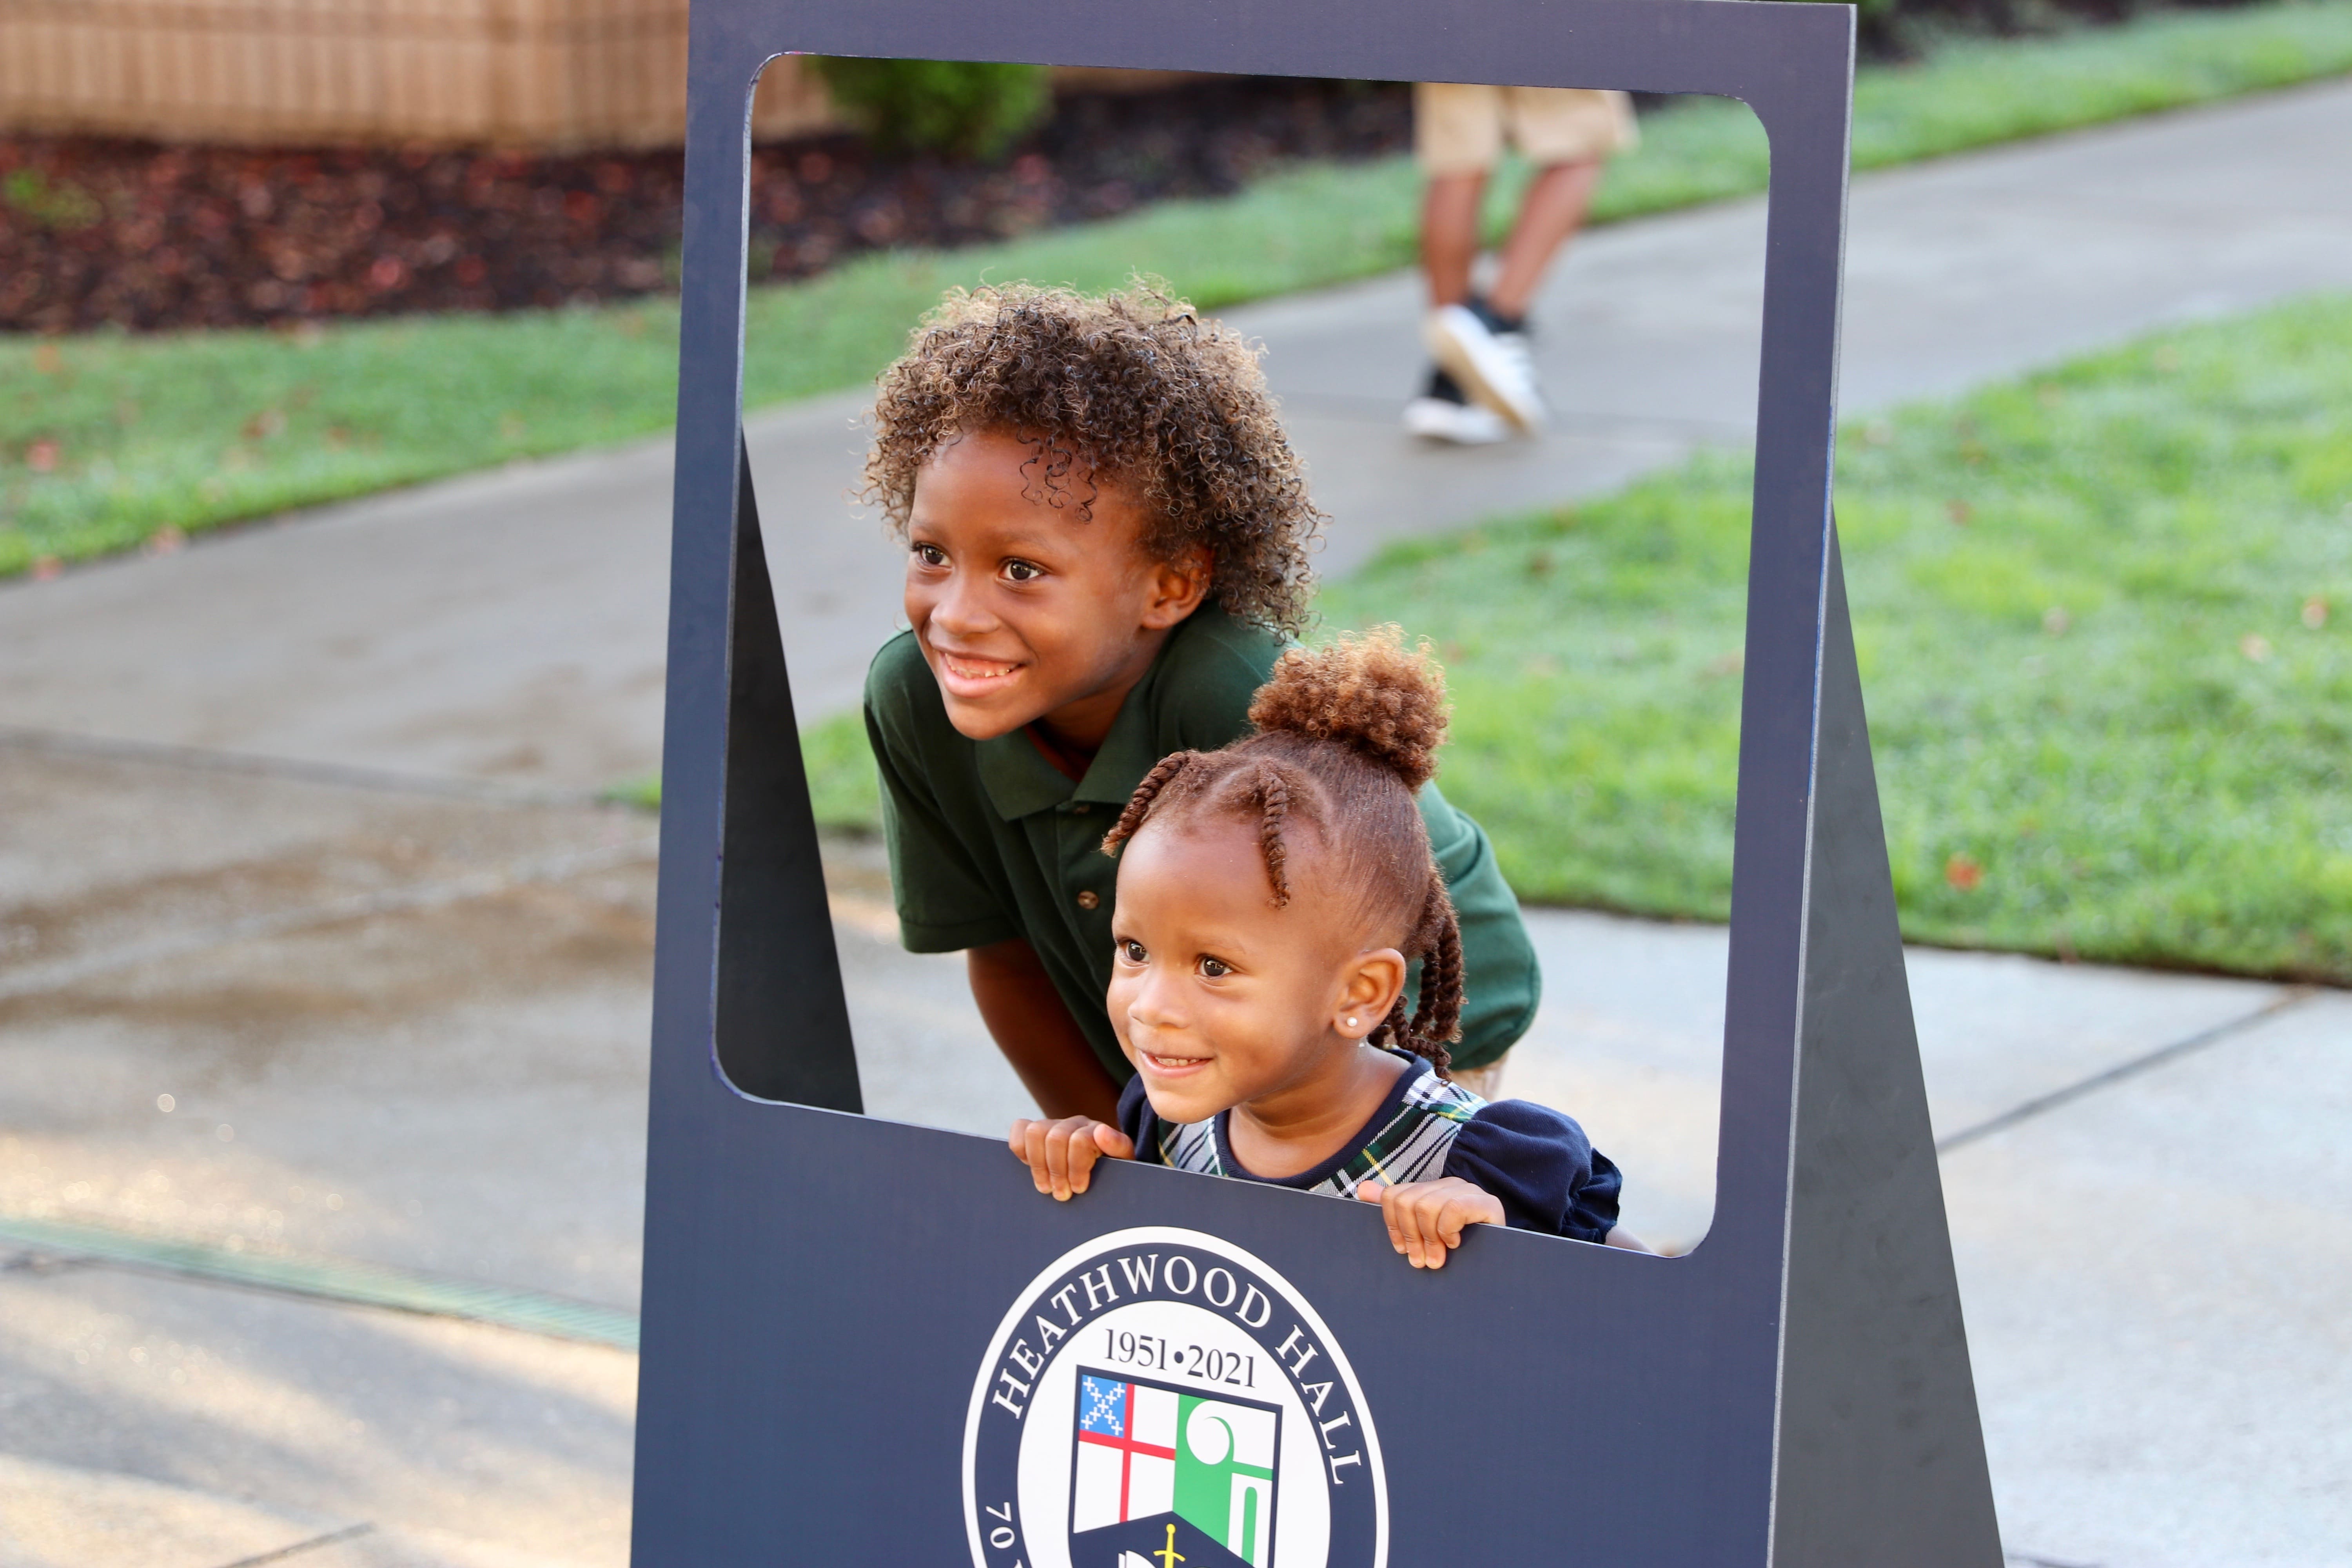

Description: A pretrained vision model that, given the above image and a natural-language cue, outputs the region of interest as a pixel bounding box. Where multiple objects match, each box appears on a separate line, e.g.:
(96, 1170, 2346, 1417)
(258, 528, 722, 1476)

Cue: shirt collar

(1208, 1050, 1433, 1187)
(975, 723, 1079, 820)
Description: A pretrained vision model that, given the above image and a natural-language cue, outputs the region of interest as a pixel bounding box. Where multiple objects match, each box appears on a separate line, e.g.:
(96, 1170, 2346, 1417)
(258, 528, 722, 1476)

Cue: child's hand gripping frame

(634, 2, 2004, 1563)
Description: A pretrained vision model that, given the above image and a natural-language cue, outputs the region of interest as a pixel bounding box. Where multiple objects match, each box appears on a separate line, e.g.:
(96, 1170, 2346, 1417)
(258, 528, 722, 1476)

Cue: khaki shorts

(1414, 83, 1638, 176)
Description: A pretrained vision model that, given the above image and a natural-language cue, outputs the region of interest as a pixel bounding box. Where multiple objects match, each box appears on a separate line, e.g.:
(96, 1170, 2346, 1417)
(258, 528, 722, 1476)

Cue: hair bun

(1246, 624, 1449, 791)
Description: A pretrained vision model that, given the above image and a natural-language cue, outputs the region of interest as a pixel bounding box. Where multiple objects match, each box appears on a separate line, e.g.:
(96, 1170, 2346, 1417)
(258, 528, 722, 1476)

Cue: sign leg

(1773, 526, 2002, 1564)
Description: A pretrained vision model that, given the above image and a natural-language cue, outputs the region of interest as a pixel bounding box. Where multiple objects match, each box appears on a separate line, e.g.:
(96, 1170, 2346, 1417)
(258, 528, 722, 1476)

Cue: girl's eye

(913, 543, 947, 568)
(1199, 957, 1231, 978)
(1121, 939, 1148, 964)
(1002, 558, 1045, 583)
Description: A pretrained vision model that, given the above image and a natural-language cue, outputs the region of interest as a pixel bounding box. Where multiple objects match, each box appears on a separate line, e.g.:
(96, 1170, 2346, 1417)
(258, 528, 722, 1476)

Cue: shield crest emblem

(1070, 1370, 1280, 1568)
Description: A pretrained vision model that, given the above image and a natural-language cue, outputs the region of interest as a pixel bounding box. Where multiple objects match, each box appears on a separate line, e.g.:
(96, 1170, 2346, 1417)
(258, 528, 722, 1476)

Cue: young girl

(1011, 628, 1638, 1269)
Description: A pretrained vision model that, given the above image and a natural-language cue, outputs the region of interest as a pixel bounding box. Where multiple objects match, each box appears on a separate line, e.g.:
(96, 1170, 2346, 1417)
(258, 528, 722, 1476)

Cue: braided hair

(1100, 626, 1465, 1076)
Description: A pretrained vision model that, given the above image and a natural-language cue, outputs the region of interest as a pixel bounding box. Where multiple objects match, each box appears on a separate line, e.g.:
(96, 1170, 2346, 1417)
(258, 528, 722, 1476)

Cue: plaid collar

(1152, 1051, 1488, 1198)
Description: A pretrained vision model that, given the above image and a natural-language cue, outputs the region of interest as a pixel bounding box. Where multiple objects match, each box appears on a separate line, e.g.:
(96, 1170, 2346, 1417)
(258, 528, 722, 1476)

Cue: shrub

(808, 58, 1051, 159)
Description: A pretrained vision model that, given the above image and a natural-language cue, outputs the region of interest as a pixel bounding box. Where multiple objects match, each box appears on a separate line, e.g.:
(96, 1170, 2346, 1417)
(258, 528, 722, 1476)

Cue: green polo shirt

(861, 604, 1540, 1078)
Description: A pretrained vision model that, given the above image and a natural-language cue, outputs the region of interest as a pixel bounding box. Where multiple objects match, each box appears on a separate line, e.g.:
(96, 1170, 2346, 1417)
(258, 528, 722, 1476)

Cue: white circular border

(962, 1225, 1389, 1568)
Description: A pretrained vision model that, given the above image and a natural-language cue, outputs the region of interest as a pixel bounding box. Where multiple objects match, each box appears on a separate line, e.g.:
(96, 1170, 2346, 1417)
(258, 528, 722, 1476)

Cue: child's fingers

(1065, 1123, 1134, 1193)
(1044, 1118, 1115, 1200)
(1355, 1181, 1417, 1261)
(1379, 1183, 1440, 1268)
(1377, 1181, 1505, 1269)
(1063, 1129, 1106, 1195)
(1413, 1191, 1475, 1269)
(1013, 1118, 1118, 1199)
(1018, 1120, 1061, 1194)
(1463, 1186, 1506, 1232)
(1042, 1122, 1083, 1200)
(1432, 1196, 1479, 1259)
(1357, 1178, 1401, 1242)
(1410, 1190, 1457, 1269)
(1426, 1187, 1507, 1266)
(1430, 1184, 1505, 1239)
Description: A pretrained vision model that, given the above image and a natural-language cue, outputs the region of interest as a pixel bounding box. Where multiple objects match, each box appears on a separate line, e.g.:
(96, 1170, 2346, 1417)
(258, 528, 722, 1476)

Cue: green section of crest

(1174, 1394, 1276, 1565)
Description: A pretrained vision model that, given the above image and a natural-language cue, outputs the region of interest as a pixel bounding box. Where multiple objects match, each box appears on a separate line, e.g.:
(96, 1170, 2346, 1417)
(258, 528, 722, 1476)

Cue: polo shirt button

(1076, 890, 1100, 910)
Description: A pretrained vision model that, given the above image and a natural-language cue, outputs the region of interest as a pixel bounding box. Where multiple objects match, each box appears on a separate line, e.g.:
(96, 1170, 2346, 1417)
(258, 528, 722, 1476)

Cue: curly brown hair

(860, 280, 1322, 632)
(1100, 627, 1463, 1076)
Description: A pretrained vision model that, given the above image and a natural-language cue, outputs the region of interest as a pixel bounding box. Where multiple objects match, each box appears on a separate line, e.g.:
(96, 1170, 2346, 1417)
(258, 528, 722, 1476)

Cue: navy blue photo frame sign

(634, 1, 2005, 1563)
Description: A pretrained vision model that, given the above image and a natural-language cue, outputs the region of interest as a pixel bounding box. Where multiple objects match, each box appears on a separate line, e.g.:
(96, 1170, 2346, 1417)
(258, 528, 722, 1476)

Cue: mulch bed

(0, 77, 1412, 334)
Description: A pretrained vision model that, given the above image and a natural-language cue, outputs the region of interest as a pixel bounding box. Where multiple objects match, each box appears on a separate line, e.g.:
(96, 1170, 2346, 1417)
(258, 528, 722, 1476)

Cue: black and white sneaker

(1402, 367, 1512, 445)
(1423, 298, 1547, 432)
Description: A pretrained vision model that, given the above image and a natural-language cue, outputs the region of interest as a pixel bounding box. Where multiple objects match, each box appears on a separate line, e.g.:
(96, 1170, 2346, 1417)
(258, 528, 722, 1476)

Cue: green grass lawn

(790, 293, 2352, 982)
(9, 0, 2352, 575)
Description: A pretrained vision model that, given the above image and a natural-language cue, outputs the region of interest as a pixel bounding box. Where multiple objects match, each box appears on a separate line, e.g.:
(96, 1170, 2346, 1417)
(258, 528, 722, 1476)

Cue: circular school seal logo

(964, 1227, 1387, 1568)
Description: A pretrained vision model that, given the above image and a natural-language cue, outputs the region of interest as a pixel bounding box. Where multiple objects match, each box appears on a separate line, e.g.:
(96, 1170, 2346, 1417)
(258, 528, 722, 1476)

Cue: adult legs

(1419, 161, 1562, 432)
(1421, 169, 1489, 309)
(1422, 157, 1605, 319)
(1410, 84, 1621, 438)
(1406, 168, 1514, 442)
(1487, 157, 1605, 322)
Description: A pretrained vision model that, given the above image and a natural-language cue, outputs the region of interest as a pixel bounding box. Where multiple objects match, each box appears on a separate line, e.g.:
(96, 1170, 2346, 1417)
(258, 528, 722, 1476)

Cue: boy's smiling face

(905, 428, 1208, 750)
(1107, 814, 1406, 1129)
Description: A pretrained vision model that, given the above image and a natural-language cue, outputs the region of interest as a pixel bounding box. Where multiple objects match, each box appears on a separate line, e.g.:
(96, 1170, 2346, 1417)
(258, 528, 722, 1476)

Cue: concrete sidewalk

(3, 80, 2350, 778)
(3, 755, 2344, 1566)
(4, 79, 2352, 1568)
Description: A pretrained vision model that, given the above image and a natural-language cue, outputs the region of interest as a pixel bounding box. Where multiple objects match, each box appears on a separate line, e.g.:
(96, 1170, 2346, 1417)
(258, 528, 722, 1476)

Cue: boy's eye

(1002, 558, 1046, 583)
(1198, 956, 1232, 978)
(1120, 939, 1148, 964)
(912, 542, 947, 568)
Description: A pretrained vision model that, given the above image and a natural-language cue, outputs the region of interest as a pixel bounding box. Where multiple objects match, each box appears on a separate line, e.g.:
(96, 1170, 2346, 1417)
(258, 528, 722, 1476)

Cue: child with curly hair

(861, 282, 1542, 1124)
(1009, 630, 1638, 1268)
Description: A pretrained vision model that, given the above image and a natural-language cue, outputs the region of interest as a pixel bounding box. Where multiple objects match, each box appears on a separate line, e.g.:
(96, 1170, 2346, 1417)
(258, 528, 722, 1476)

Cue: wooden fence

(0, 0, 837, 149)
(0, 4, 1203, 150)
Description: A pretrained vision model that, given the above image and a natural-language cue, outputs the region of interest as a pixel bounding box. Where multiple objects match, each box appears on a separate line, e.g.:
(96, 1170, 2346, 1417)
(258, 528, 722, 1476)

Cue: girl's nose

(1126, 968, 1185, 1033)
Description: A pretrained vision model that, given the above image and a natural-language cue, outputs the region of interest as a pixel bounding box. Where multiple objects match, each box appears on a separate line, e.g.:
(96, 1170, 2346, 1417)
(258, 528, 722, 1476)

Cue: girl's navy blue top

(1117, 1050, 1622, 1244)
